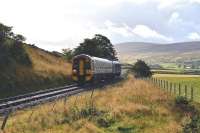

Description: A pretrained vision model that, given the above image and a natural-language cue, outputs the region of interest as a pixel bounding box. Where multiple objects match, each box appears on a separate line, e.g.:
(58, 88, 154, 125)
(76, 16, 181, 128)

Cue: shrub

(175, 96, 195, 112)
(175, 96, 200, 132)
(97, 113, 116, 128)
(132, 60, 152, 78)
(183, 114, 200, 133)
(175, 96, 189, 106)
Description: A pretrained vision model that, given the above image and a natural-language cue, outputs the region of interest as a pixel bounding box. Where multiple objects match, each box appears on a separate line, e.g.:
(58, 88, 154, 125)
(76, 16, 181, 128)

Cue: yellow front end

(72, 69, 78, 81)
(72, 55, 93, 82)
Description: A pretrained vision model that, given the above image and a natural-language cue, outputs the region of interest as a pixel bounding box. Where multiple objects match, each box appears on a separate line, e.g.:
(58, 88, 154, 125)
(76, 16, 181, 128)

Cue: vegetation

(132, 60, 152, 78)
(73, 34, 118, 60)
(0, 23, 31, 68)
(154, 74, 200, 92)
(174, 96, 200, 133)
(62, 48, 74, 61)
(2, 76, 190, 133)
(0, 22, 72, 98)
(153, 74, 200, 102)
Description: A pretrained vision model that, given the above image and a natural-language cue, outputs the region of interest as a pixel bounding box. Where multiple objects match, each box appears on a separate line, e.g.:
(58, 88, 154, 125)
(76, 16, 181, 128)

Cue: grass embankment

(2, 76, 188, 133)
(0, 44, 72, 98)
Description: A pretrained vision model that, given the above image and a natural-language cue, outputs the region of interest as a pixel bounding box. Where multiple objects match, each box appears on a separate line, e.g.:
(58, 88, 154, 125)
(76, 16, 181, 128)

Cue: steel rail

(0, 84, 84, 115)
(0, 84, 77, 104)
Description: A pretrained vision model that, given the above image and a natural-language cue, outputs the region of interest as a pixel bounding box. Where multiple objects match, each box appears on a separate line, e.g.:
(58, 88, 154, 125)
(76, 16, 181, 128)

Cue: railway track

(0, 84, 87, 115)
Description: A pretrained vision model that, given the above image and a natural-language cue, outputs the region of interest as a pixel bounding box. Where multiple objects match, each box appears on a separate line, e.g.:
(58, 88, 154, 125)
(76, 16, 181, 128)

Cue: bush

(175, 96, 200, 132)
(175, 96, 189, 106)
(132, 60, 152, 78)
(97, 113, 116, 128)
(183, 114, 200, 133)
(175, 96, 195, 112)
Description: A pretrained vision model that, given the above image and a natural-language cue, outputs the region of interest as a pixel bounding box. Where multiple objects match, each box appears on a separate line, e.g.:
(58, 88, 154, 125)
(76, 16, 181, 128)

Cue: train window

(73, 59, 78, 69)
(85, 58, 91, 69)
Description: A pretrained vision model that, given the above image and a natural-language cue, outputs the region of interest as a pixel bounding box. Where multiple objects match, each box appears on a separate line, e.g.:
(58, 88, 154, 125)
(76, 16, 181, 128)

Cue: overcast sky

(0, 0, 200, 51)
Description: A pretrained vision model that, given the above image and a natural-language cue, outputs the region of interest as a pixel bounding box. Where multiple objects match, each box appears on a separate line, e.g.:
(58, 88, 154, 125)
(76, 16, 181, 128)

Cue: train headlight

(73, 69, 77, 74)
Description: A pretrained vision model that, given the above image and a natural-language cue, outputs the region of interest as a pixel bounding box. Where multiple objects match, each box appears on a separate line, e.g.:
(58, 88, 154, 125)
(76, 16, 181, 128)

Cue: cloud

(104, 20, 133, 37)
(156, 0, 189, 10)
(0, 0, 199, 51)
(188, 32, 200, 40)
(132, 25, 173, 41)
(168, 12, 182, 24)
(190, 0, 200, 4)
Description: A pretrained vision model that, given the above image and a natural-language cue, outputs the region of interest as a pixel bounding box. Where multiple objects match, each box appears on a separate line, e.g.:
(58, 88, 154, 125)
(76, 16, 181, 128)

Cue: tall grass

(3, 76, 187, 133)
(0, 44, 72, 98)
(26, 45, 71, 77)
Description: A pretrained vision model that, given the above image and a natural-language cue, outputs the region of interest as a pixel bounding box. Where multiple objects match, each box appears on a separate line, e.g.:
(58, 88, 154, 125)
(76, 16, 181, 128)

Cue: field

(154, 74, 200, 90)
(1, 76, 189, 133)
(153, 74, 200, 101)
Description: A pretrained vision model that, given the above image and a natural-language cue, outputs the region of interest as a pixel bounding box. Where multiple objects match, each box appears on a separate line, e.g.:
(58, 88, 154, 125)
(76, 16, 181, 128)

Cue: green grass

(154, 74, 200, 101)
(159, 63, 179, 69)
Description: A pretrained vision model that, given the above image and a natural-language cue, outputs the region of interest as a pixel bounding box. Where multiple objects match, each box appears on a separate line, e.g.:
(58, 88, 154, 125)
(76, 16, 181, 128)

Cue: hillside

(0, 44, 72, 98)
(3, 76, 189, 133)
(115, 41, 200, 64)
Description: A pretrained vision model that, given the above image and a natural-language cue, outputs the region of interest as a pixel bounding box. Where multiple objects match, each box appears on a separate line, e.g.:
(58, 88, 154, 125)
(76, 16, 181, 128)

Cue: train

(72, 54, 121, 83)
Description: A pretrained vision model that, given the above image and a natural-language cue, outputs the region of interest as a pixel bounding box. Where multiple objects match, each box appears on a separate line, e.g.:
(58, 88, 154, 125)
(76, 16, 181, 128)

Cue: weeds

(4, 76, 185, 133)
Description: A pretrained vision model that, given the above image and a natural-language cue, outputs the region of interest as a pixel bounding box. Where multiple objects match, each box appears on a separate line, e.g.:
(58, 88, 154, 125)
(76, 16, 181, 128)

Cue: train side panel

(92, 57, 113, 81)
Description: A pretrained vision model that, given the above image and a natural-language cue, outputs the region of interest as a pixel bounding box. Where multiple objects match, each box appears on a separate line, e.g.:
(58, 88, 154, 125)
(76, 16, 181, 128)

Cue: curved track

(0, 84, 86, 115)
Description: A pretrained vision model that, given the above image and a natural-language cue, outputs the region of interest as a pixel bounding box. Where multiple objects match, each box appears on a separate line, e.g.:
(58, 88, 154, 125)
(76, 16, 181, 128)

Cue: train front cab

(72, 55, 93, 83)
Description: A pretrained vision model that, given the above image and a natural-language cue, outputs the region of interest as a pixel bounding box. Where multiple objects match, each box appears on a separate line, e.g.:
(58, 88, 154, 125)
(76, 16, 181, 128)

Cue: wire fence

(142, 77, 198, 102)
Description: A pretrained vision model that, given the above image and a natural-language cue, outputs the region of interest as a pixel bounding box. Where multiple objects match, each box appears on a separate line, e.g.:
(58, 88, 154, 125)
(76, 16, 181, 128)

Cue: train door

(78, 58, 85, 83)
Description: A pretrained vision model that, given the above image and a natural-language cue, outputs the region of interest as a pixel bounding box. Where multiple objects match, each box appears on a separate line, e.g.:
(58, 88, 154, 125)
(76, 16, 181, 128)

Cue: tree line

(62, 34, 118, 61)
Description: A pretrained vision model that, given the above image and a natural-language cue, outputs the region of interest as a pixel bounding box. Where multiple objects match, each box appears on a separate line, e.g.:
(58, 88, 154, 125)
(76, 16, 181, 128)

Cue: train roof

(73, 54, 120, 63)
(73, 54, 91, 59)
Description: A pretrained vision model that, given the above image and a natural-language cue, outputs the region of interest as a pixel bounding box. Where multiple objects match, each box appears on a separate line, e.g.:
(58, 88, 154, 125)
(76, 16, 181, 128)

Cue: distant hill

(115, 41, 200, 64)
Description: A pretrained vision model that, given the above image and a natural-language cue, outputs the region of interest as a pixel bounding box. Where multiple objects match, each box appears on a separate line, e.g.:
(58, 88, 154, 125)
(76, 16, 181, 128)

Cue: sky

(0, 0, 200, 51)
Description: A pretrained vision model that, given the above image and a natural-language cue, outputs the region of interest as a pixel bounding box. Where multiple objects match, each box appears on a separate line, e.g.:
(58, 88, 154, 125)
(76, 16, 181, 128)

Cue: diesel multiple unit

(72, 54, 121, 83)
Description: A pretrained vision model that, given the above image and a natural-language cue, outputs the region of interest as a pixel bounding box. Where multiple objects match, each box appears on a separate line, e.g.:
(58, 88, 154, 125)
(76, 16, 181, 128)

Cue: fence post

(185, 85, 187, 99)
(191, 87, 194, 101)
(163, 80, 165, 89)
(166, 81, 168, 92)
(1, 110, 11, 130)
(174, 83, 176, 95)
(170, 83, 172, 94)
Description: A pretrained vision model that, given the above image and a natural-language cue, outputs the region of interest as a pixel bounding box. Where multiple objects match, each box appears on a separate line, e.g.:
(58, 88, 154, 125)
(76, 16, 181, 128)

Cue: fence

(143, 77, 197, 102)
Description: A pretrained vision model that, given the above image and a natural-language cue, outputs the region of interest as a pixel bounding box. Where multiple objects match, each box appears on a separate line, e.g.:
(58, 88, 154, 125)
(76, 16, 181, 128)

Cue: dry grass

(25, 46, 71, 77)
(0, 45, 72, 98)
(2, 75, 187, 133)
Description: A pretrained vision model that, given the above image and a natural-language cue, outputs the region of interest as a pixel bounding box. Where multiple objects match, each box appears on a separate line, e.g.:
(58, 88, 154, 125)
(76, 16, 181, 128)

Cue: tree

(62, 48, 73, 61)
(132, 60, 152, 78)
(74, 34, 118, 60)
(0, 23, 13, 43)
(0, 23, 26, 44)
(0, 22, 31, 67)
(13, 34, 26, 43)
